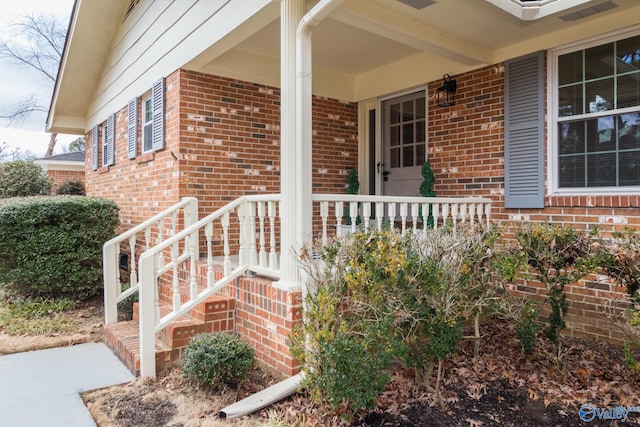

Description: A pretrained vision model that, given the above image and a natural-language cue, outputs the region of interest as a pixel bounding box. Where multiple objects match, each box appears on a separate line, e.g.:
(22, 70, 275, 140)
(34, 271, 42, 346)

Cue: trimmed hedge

(0, 196, 119, 300)
(0, 161, 52, 198)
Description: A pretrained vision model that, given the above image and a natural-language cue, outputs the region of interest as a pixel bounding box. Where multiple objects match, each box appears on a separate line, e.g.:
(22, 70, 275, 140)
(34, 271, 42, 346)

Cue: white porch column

(296, 0, 346, 250)
(276, 0, 304, 289)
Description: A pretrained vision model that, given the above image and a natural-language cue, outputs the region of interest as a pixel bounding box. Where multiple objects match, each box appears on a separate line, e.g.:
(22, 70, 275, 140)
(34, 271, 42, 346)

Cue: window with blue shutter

(103, 113, 115, 167)
(152, 77, 165, 152)
(504, 51, 545, 209)
(128, 97, 138, 159)
(91, 125, 99, 171)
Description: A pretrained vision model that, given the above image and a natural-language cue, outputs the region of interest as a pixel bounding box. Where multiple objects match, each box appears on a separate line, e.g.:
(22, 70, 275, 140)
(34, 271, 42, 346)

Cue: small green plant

(118, 282, 139, 321)
(0, 296, 76, 335)
(515, 302, 542, 355)
(344, 168, 360, 226)
(418, 162, 436, 227)
(624, 343, 640, 376)
(182, 333, 255, 390)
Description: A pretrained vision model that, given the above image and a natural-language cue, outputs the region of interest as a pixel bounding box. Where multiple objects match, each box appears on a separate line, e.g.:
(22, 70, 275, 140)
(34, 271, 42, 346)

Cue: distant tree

(0, 160, 51, 198)
(0, 13, 68, 156)
(68, 137, 86, 152)
(0, 142, 36, 163)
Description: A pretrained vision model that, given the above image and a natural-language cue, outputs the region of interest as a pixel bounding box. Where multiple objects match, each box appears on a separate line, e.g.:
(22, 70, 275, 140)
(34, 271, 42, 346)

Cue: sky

(0, 0, 76, 158)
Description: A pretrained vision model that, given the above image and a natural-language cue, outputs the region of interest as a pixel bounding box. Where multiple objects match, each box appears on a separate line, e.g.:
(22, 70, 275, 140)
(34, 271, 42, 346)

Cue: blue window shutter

(504, 51, 545, 209)
(127, 97, 138, 159)
(106, 113, 115, 166)
(152, 77, 165, 152)
(91, 125, 99, 170)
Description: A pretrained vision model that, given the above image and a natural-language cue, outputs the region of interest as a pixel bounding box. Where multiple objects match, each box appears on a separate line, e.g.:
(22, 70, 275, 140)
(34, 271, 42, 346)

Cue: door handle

(377, 162, 383, 173)
(382, 171, 390, 176)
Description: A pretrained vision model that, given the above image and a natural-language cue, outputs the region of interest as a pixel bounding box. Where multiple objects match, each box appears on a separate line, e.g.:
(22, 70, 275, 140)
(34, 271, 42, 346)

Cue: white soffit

(483, 0, 597, 20)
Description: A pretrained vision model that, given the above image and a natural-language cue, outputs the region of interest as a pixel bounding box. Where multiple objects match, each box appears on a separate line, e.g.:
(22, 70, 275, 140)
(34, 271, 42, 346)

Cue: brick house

(46, 0, 640, 378)
(34, 151, 85, 190)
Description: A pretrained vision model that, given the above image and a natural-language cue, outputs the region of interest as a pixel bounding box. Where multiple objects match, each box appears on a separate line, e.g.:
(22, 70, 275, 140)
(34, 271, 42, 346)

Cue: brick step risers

(157, 263, 226, 307)
(104, 292, 235, 376)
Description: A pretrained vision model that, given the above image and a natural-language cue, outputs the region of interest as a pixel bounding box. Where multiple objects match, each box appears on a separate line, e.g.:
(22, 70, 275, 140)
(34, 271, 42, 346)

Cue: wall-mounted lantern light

(436, 74, 457, 107)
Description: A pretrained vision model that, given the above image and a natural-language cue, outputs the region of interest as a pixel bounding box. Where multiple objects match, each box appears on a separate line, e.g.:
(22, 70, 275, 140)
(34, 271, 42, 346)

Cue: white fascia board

(34, 160, 85, 172)
(484, 0, 593, 20)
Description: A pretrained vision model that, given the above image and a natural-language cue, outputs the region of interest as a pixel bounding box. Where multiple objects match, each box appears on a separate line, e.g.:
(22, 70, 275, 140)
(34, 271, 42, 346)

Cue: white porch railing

(109, 194, 491, 377)
(312, 194, 493, 244)
(103, 197, 199, 324)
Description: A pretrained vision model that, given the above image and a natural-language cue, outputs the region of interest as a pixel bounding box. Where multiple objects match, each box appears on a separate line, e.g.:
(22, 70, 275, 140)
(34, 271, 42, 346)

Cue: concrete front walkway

(0, 342, 134, 427)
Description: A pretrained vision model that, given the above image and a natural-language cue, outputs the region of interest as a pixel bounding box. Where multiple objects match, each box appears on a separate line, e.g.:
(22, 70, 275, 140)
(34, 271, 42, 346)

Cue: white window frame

(548, 24, 640, 195)
(142, 94, 153, 153)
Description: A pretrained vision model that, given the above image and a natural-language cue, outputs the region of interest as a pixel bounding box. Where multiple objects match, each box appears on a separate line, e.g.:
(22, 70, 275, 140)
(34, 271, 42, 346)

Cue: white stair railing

(103, 197, 199, 324)
(137, 194, 281, 378)
(128, 193, 491, 377)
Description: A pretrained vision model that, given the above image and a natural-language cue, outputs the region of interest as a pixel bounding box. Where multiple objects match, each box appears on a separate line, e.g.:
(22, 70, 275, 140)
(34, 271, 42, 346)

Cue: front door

(381, 91, 426, 196)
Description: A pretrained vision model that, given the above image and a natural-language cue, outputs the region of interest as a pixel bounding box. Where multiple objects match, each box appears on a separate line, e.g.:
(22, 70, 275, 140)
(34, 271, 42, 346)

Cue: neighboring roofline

(484, 0, 593, 20)
(34, 159, 85, 172)
(46, 0, 78, 133)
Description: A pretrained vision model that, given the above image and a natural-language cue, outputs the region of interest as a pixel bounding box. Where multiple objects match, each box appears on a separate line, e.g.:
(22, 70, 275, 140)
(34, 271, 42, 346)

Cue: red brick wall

(86, 69, 358, 235)
(48, 169, 85, 190)
(428, 61, 639, 344)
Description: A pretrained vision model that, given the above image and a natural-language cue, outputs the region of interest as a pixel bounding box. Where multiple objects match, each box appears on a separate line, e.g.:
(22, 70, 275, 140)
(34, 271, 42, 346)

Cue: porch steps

(104, 263, 236, 376)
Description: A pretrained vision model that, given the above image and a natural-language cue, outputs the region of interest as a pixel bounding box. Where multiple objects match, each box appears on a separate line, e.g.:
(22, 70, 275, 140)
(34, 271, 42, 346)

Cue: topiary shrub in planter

(0, 196, 119, 300)
(182, 333, 255, 390)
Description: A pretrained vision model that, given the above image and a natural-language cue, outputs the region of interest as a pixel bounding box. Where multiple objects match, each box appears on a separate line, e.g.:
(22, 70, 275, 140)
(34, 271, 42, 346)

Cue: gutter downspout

(220, 0, 345, 418)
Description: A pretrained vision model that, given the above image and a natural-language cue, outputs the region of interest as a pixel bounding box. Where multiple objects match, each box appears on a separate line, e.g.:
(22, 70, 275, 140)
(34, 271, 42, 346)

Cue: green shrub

(0, 196, 119, 300)
(55, 180, 85, 196)
(0, 160, 52, 198)
(182, 333, 255, 389)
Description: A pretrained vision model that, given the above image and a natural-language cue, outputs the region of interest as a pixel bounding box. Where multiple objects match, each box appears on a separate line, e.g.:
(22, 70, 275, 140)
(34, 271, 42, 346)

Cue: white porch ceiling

(196, 0, 640, 101)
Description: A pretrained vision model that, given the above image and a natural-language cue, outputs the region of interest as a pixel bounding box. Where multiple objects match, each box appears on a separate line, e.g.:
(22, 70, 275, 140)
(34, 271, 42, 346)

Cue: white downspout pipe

(220, 0, 345, 418)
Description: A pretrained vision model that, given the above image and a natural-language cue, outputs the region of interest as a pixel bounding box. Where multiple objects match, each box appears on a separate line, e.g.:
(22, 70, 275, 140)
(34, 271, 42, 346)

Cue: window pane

(617, 72, 640, 109)
(390, 126, 400, 147)
(402, 100, 414, 121)
(559, 50, 582, 85)
(559, 122, 585, 155)
(558, 84, 583, 116)
(403, 145, 414, 167)
(618, 113, 640, 150)
(144, 98, 153, 123)
(559, 155, 585, 187)
(586, 78, 614, 113)
(390, 103, 401, 124)
(587, 152, 616, 187)
(619, 150, 640, 186)
(416, 143, 425, 164)
(402, 123, 413, 145)
(416, 120, 426, 143)
(585, 42, 614, 80)
(586, 116, 615, 152)
(616, 35, 640, 71)
(144, 124, 153, 151)
(415, 97, 425, 119)
(390, 147, 400, 168)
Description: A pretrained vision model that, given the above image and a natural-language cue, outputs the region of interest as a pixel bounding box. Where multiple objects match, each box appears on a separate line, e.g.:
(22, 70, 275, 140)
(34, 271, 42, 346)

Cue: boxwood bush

(0, 196, 119, 300)
(182, 333, 255, 390)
